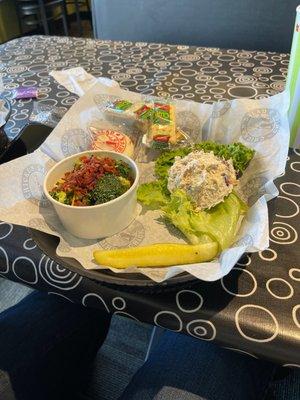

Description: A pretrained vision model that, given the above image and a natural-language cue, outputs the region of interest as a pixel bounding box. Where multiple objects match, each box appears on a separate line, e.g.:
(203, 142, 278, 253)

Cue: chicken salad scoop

(167, 150, 237, 211)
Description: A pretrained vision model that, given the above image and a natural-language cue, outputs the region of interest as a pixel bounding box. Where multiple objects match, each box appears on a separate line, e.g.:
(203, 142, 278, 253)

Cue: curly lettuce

(155, 141, 255, 179)
(137, 184, 247, 250)
(138, 141, 253, 251)
(137, 181, 169, 209)
(163, 190, 247, 250)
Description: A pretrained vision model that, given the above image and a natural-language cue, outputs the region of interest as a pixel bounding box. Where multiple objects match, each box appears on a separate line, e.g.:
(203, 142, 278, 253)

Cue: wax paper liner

(29, 102, 67, 128)
(0, 81, 290, 282)
(0, 98, 9, 128)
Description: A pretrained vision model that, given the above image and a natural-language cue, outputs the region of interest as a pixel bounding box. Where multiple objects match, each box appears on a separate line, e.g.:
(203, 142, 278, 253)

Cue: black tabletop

(0, 35, 299, 367)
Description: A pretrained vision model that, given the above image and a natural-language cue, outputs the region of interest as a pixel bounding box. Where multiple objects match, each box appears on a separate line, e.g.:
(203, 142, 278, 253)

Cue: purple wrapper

(14, 87, 38, 99)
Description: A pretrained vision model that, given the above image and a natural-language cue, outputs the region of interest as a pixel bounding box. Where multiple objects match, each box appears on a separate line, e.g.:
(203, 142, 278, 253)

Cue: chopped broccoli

(57, 191, 67, 203)
(118, 176, 131, 188)
(115, 160, 131, 179)
(89, 174, 128, 205)
(50, 190, 72, 205)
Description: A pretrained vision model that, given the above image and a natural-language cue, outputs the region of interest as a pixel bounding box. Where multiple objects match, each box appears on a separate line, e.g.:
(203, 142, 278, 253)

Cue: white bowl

(44, 150, 139, 239)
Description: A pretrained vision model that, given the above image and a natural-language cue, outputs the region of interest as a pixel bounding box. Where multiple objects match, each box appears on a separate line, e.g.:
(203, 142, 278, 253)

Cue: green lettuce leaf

(163, 191, 247, 250)
(138, 141, 252, 251)
(194, 142, 255, 175)
(155, 141, 255, 180)
(154, 147, 191, 179)
(137, 181, 169, 209)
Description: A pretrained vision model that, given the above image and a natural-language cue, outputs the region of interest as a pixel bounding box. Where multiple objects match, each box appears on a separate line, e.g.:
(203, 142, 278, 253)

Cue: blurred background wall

(92, 0, 300, 52)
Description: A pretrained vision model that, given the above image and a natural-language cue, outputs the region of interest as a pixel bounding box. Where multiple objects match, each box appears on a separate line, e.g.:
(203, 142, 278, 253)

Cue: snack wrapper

(13, 86, 39, 100)
(0, 80, 290, 282)
(102, 97, 185, 150)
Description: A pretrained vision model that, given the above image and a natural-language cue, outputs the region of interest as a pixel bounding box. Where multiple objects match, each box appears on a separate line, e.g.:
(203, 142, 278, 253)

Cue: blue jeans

(0, 291, 111, 400)
(120, 332, 276, 400)
(0, 290, 282, 400)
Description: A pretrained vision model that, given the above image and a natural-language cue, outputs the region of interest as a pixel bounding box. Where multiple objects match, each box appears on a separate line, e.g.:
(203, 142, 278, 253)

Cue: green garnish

(116, 160, 131, 179)
(49, 190, 73, 205)
(89, 174, 128, 205)
(155, 141, 255, 179)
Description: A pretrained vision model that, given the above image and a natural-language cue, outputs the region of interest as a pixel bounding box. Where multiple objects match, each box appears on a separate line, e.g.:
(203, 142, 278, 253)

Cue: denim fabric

(119, 331, 277, 400)
(0, 278, 33, 313)
(0, 291, 111, 400)
(0, 370, 16, 400)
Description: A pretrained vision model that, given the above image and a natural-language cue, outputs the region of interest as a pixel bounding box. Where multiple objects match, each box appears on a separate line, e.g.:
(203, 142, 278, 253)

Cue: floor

(82, 316, 151, 400)
(1, 278, 299, 400)
(35, 14, 93, 39)
(0, 278, 152, 400)
(69, 19, 93, 38)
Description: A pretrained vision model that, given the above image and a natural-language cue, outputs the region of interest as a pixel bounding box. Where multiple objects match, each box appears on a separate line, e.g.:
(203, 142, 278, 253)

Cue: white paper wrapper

(49, 67, 118, 97)
(0, 98, 9, 128)
(0, 81, 290, 282)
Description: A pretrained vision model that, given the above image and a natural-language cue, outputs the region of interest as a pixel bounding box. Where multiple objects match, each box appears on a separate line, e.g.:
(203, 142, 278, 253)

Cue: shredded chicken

(167, 150, 237, 210)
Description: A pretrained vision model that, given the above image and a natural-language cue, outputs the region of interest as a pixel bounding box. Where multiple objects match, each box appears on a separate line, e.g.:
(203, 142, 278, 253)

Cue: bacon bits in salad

(49, 155, 133, 206)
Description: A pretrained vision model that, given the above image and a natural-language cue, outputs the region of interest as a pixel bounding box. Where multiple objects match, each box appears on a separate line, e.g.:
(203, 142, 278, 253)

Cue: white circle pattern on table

(176, 290, 203, 313)
(293, 148, 300, 156)
(48, 292, 73, 302)
(114, 311, 139, 321)
(0, 36, 297, 364)
(266, 278, 294, 299)
(275, 196, 299, 218)
(235, 305, 279, 343)
(38, 254, 83, 290)
(236, 254, 251, 266)
(270, 222, 298, 245)
(290, 162, 300, 172)
(154, 311, 183, 332)
(186, 320, 216, 341)
(280, 182, 300, 197)
(0, 246, 9, 274)
(23, 238, 37, 250)
(259, 249, 278, 261)
(221, 268, 257, 297)
(223, 346, 258, 359)
(12, 256, 38, 284)
(283, 364, 300, 368)
(112, 297, 126, 310)
(82, 293, 110, 313)
(0, 222, 13, 240)
(292, 305, 300, 329)
(289, 268, 300, 281)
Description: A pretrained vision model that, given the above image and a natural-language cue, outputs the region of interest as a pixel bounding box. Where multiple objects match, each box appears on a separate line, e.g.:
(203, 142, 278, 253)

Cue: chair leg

(85, 0, 91, 15)
(74, 0, 83, 36)
(15, 3, 24, 35)
(38, 0, 49, 35)
(85, 0, 92, 30)
(61, 3, 69, 36)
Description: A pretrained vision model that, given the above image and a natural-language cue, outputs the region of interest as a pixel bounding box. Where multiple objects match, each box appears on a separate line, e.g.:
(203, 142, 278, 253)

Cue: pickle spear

(93, 242, 218, 269)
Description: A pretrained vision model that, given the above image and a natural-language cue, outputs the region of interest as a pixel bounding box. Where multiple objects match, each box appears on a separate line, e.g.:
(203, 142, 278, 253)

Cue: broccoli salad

(49, 155, 133, 206)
